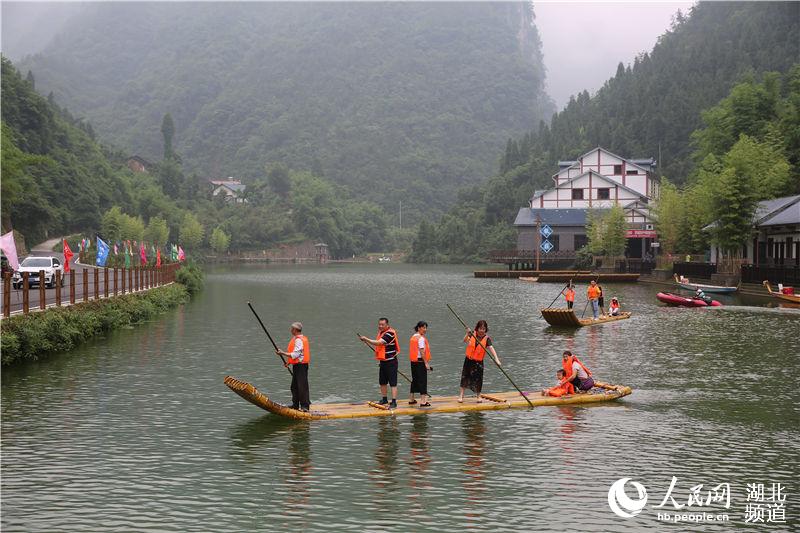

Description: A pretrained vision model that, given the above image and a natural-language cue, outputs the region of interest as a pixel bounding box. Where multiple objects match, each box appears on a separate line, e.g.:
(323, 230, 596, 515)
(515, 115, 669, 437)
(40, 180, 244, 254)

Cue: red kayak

(657, 292, 722, 307)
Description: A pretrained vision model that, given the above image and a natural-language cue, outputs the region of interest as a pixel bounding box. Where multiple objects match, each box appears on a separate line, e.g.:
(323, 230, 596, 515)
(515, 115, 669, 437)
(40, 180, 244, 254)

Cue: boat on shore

(763, 280, 800, 303)
(657, 291, 721, 307)
(540, 307, 631, 327)
(673, 274, 738, 293)
(224, 376, 632, 420)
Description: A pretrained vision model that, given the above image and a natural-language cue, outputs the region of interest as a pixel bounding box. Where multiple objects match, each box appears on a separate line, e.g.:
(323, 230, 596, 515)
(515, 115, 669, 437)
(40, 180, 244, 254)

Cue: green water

(2, 264, 798, 531)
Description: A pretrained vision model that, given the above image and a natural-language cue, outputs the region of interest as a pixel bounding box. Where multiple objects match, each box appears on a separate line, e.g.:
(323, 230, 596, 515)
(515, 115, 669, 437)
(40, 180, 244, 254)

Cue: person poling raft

(358, 318, 401, 409)
(275, 322, 311, 411)
(458, 320, 501, 403)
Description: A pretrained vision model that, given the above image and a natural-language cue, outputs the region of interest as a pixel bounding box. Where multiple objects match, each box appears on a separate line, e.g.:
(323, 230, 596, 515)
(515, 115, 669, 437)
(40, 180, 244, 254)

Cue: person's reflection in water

(371, 416, 401, 500)
(461, 412, 486, 523)
(407, 415, 431, 506)
(585, 326, 600, 368)
(282, 422, 313, 526)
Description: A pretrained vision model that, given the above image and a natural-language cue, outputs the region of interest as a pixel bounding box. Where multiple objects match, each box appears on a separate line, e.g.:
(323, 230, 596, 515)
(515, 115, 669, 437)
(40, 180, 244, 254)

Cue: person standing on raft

(562, 350, 594, 392)
(408, 321, 432, 407)
(458, 320, 501, 403)
(564, 284, 575, 310)
(275, 322, 311, 411)
(359, 318, 401, 409)
(587, 280, 601, 320)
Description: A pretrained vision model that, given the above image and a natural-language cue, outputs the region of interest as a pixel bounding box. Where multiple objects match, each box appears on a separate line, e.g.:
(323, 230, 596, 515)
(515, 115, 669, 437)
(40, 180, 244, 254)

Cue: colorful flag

(139, 243, 147, 266)
(0, 231, 20, 271)
(171, 244, 178, 262)
(96, 237, 110, 267)
(124, 246, 131, 268)
(113, 243, 118, 255)
(156, 249, 161, 267)
(178, 246, 185, 262)
(63, 239, 74, 273)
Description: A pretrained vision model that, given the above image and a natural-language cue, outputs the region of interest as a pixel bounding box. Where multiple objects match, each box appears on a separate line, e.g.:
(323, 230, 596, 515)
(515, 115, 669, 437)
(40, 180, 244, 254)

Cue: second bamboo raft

(541, 307, 632, 327)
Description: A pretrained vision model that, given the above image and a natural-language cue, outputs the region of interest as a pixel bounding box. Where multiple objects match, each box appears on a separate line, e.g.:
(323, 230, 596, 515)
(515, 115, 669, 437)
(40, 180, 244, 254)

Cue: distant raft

(223, 376, 632, 420)
(540, 307, 632, 327)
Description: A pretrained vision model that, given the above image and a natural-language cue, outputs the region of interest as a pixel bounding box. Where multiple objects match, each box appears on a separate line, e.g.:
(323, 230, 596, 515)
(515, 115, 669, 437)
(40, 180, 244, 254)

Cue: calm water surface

(2, 264, 798, 532)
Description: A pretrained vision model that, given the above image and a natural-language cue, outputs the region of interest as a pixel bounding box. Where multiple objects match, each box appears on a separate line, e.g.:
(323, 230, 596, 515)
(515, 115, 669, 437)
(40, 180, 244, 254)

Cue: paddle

(445, 303, 535, 409)
(356, 332, 414, 384)
(247, 301, 293, 376)
(540, 280, 572, 317)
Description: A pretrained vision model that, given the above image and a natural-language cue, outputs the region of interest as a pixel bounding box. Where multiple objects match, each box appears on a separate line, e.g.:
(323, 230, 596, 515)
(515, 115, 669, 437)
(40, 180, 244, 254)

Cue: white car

(12, 256, 65, 289)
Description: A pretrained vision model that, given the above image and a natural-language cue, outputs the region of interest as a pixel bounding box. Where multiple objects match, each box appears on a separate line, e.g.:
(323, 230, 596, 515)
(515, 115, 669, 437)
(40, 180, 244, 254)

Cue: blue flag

(96, 236, 110, 267)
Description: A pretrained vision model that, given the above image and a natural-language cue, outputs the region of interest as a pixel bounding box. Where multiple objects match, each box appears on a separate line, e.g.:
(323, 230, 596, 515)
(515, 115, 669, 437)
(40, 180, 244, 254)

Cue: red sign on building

(625, 229, 657, 238)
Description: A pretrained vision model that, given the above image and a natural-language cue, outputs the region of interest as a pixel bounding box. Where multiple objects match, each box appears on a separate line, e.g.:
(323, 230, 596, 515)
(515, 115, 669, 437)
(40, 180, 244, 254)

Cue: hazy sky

(535, 1, 695, 108)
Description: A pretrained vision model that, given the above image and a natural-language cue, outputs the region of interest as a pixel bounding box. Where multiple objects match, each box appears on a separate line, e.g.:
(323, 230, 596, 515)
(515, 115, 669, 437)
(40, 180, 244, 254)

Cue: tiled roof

(514, 208, 602, 226)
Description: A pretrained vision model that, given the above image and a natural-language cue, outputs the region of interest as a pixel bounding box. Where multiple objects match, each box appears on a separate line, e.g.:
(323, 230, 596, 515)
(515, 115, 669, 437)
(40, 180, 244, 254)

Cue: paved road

(2, 243, 164, 316)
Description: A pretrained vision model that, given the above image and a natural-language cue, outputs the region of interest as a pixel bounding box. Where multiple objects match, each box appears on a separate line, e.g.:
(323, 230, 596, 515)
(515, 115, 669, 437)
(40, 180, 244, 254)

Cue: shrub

(175, 261, 204, 295)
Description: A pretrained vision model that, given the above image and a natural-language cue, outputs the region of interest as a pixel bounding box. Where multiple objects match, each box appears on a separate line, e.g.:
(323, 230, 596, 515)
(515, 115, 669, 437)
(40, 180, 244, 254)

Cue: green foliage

(652, 178, 683, 255)
(175, 261, 204, 295)
(0, 284, 189, 365)
(267, 163, 291, 198)
(209, 227, 230, 254)
(603, 205, 627, 259)
(161, 113, 174, 160)
(144, 216, 170, 246)
(18, 2, 553, 224)
(179, 212, 204, 250)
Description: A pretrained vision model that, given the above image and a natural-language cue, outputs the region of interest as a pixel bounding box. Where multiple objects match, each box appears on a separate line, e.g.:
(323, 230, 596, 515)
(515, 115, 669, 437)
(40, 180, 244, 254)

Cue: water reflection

(461, 412, 487, 523)
(371, 416, 401, 495)
(407, 415, 431, 503)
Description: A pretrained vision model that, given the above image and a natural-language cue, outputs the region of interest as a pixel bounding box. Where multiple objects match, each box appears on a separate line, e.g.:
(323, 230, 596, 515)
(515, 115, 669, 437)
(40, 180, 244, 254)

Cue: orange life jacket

(374, 327, 400, 361)
(587, 286, 601, 299)
(547, 378, 575, 397)
(610, 300, 620, 310)
(565, 288, 575, 302)
(563, 355, 592, 378)
(409, 333, 431, 362)
(465, 335, 489, 362)
(286, 335, 310, 364)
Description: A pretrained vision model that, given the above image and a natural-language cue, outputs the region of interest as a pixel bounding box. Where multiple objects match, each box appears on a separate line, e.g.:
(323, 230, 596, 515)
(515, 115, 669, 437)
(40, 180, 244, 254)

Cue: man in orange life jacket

(359, 318, 401, 409)
(276, 322, 311, 411)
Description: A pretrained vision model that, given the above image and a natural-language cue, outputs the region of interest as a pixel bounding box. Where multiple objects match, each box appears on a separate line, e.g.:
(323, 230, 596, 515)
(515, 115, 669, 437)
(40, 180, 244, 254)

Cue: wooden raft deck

(540, 308, 632, 327)
(224, 376, 632, 420)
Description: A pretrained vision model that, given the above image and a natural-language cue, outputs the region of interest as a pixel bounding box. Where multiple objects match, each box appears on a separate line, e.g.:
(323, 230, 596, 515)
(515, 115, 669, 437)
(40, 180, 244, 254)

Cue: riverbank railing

(2, 263, 181, 318)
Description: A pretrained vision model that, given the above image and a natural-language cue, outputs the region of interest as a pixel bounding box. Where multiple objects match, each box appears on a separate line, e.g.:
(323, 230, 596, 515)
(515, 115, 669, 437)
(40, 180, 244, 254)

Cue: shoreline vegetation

(1, 264, 203, 366)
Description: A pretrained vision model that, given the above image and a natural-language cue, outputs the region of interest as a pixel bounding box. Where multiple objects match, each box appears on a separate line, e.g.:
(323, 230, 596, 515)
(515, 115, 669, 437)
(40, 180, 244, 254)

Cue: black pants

(379, 358, 398, 387)
(290, 363, 310, 409)
(410, 360, 428, 395)
(567, 300, 574, 309)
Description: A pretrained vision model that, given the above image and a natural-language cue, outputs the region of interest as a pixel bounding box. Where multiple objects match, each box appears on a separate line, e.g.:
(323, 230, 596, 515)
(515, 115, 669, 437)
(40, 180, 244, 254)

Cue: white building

(210, 178, 247, 204)
(515, 147, 658, 259)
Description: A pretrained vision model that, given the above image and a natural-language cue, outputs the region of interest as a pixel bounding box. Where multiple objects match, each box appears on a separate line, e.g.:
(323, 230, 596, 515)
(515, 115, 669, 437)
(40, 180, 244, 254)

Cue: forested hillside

(17, 2, 552, 222)
(1, 57, 398, 257)
(410, 1, 800, 262)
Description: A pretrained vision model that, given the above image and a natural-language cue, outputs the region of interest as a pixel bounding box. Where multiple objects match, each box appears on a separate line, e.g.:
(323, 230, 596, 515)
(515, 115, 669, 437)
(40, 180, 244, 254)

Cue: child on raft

(609, 297, 621, 316)
(540, 369, 575, 397)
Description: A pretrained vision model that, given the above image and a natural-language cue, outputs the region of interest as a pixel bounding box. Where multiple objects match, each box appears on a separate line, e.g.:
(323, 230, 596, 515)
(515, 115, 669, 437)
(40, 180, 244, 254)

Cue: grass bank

(1, 283, 189, 366)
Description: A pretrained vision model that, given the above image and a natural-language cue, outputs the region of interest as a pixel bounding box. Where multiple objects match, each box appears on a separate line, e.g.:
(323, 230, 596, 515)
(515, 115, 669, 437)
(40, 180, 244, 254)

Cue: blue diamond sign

(540, 224, 553, 238)
(540, 239, 554, 253)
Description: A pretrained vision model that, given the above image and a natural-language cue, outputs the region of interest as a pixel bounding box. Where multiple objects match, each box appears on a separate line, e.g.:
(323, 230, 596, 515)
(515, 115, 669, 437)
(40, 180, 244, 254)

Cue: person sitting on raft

(609, 297, 621, 316)
(540, 369, 575, 397)
(562, 350, 594, 392)
(695, 288, 712, 305)
(458, 320, 501, 404)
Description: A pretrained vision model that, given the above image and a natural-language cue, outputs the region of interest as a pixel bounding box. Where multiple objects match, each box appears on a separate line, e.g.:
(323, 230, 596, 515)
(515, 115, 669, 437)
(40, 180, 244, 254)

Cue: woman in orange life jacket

(408, 321, 432, 407)
(275, 322, 311, 411)
(358, 317, 401, 409)
(564, 284, 576, 310)
(540, 369, 575, 397)
(458, 320, 501, 403)
(562, 350, 594, 392)
(609, 297, 621, 316)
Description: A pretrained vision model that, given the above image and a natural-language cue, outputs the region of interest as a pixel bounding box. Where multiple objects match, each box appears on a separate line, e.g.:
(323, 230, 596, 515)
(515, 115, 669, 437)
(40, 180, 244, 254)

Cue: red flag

(156, 249, 161, 267)
(139, 243, 147, 266)
(178, 246, 185, 262)
(63, 240, 74, 273)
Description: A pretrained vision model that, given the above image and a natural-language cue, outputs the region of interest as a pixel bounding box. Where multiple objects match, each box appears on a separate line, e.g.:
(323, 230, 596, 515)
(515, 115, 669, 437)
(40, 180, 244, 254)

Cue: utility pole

(399, 201, 402, 230)
(535, 213, 541, 271)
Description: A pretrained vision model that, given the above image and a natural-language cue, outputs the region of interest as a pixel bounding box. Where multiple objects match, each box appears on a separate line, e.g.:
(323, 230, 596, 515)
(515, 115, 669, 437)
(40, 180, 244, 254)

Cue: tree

(179, 212, 204, 250)
(144, 216, 170, 245)
(652, 178, 684, 255)
(161, 113, 175, 160)
(119, 213, 145, 241)
(603, 205, 627, 259)
(101, 206, 124, 242)
(267, 163, 291, 198)
(210, 227, 231, 254)
(26, 70, 34, 89)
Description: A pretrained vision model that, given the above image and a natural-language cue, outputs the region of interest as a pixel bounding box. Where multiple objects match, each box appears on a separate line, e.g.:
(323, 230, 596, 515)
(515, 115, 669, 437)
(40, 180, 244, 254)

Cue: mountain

(409, 1, 800, 262)
(16, 2, 553, 223)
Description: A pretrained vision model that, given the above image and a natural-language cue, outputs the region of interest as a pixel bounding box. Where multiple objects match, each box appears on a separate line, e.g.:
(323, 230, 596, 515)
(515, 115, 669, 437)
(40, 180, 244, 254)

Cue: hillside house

(211, 178, 247, 204)
(126, 155, 153, 173)
(514, 147, 658, 259)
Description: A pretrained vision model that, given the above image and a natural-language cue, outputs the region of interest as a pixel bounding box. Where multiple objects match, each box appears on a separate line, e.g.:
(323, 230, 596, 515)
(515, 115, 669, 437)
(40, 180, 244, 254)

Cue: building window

(574, 234, 588, 250)
(549, 234, 560, 252)
(613, 164, 623, 174)
(571, 189, 584, 200)
(626, 170, 638, 175)
(597, 188, 610, 200)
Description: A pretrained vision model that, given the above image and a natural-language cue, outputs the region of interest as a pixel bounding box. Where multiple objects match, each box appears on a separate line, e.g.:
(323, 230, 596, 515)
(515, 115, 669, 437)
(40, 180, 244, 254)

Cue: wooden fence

(2, 263, 181, 319)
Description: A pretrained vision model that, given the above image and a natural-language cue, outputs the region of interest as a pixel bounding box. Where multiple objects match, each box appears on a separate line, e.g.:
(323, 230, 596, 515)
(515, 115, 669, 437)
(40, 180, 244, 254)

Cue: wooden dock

(474, 270, 590, 279)
(474, 271, 639, 282)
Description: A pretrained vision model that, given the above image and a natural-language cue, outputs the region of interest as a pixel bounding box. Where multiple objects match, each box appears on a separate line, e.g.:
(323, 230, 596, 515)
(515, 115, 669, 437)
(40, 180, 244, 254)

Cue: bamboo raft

(540, 307, 632, 327)
(224, 376, 632, 420)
